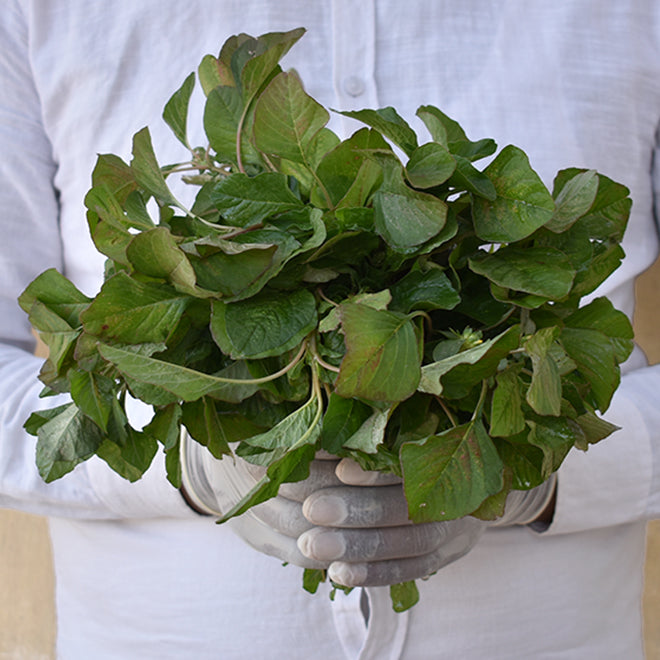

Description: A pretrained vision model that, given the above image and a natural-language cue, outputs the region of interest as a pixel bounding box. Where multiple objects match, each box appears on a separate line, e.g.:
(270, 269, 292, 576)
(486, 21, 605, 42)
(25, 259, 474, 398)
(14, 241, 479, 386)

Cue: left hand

(297, 459, 556, 587)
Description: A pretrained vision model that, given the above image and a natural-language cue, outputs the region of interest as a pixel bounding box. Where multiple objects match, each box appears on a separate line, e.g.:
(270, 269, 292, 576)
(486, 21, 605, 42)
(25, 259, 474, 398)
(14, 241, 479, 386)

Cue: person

(1, 1, 660, 658)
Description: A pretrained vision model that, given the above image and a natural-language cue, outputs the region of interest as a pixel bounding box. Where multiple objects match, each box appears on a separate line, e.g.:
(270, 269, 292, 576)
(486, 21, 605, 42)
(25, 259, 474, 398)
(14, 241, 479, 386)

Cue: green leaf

(253, 70, 330, 164)
(495, 437, 546, 490)
(560, 327, 618, 411)
(555, 168, 631, 243)
(19, 268, 91, 328)
(571, 242, 626, 299)
(144, 403, 182, 451)
(401, 419, 504, 522)
(181, 397, 238, 458)
(472, 145, 554, 242)
(91, 153, 137, 205)
(218, 385, 321, 521)
(123, 191, 156, 230)
(126, 226, 197, 293)
(34, 403, 104, 482)
(389, 268, 460, 313)
(68, 369, 116, 432)
(98, 344, 267, 402)
(239, 389, 321, 455)
(574, 409, 619, 450)
(419, 326, 519, 398)
(81, 272, 189, 344)
(490, 367, 525, 437)
(448, 155, 497, 200)
(198, 54, 229, 95)
(96, 422, 158, 483)
(335, 303, 422, 402)
(405, 142, 456, 189)
(164, 436, 183, 488)
(338, 107, 418, 157)
(524, 327, 562, 416)
(211, 172, 303, 226)
(130, 127, 181, 208)
(564, 297, 634, 363)
(546, 169, 599, 232)
(416, 105, 467, 146)
(204, 85, 260, 166)
(470, 468, 513, 521)
(390, 581, 420, 613)
(163, 72, 195, 148)
(83, 186, 134, 264)
(23, 301, 79, 371)
(527, 416, 582, 476)
(239, 28, 306, 101)
(190, 242, 279, 299)
(416, 105, 497, 162)
(24, 403, 72, 436)
(314, 128, 388, 207)
(320, 393, 373, 455)
(373, 162, 448, 251)
(210, 289, 316, 359)
(302, 568, 326, 594)
(415, 104, 456, 144)
(343, 408, 390, 453)
(469, 246, 575, 300)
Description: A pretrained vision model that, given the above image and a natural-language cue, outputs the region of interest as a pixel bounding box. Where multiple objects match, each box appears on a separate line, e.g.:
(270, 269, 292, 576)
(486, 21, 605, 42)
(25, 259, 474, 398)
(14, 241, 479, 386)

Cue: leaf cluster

(19, 28, 633, 610)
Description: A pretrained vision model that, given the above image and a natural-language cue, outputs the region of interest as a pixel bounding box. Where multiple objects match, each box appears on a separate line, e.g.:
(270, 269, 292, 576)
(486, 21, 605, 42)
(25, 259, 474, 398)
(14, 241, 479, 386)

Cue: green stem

(309, 333, 340, 374)
(212, 341, 308, 385)
(235, 104, 251, 174)
(471, 380, 489, 422)
(435, 396, 458, 428)
(310, 168, 334, 210)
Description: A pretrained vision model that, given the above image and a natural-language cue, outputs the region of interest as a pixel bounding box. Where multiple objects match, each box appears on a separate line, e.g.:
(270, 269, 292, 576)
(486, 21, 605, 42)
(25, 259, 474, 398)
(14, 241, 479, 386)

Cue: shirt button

(343, 75, 366, 97)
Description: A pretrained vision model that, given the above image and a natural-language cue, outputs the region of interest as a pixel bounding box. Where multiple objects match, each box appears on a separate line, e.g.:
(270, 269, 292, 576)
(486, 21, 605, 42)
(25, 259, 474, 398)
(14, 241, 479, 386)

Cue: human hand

(180, 432, 342, 569)
(297, 459, 557, 587)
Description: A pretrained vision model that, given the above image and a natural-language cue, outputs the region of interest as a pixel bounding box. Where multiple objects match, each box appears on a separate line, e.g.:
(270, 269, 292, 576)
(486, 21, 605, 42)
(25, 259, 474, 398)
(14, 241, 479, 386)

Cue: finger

(228, 512, 327, 570)
(297, 522, 445, 562)
(328, 551, 445, 587)
(335, 458, 402, 486)
(249, 496, 314, 538)
(326, 520, 485, 586)
(277, 459, 343, 502)
(302, 485, 411, 527)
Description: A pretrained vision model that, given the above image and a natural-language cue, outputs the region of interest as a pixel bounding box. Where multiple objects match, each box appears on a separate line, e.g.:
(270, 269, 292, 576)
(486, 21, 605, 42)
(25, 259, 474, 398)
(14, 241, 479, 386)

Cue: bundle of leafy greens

(19, 28, 634, 612)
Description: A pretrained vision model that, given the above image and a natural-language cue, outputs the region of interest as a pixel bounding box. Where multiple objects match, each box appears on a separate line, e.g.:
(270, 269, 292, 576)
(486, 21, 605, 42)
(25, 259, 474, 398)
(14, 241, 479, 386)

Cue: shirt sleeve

(545, 355, 659, 535)
(0, 1, 194, 520)
(545, 119, 660, 534)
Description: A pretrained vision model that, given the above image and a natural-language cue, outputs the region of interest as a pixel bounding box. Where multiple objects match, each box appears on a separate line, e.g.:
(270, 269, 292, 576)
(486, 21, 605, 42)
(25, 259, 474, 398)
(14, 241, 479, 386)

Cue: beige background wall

(1, 259, 660, 659)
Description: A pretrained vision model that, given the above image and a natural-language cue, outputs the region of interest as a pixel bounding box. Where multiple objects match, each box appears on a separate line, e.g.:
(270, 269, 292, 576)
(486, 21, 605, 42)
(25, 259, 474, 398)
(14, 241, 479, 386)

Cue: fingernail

(297, 528, 346, 561)
(302, 493, 348, 525)
(328, 561, 368, 587)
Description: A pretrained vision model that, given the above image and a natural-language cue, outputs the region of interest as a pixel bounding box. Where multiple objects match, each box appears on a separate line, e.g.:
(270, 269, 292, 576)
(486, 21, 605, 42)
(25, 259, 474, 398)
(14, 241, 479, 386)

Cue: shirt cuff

(542, 371, 653, 536)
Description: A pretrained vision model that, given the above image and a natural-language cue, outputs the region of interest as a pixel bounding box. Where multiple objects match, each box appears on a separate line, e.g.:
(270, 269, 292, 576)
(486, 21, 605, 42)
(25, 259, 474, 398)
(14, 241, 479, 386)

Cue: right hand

(297, 459, 487, 586)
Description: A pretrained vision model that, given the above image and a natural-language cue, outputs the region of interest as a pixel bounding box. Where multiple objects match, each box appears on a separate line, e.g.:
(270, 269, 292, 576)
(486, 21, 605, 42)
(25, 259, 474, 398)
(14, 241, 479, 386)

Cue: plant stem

(235, 104, 251, 174)
(435, 396, 458, 427)
(209, 341, 307, 385)
(471, 380, 489, 422)
(309, 333, 340, 373)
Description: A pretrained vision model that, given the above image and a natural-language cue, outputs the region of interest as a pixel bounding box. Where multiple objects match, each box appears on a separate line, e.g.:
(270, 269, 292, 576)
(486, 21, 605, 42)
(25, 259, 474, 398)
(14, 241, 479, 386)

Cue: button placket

(343, 74, 366, 98)
(331, 0, 378, 136)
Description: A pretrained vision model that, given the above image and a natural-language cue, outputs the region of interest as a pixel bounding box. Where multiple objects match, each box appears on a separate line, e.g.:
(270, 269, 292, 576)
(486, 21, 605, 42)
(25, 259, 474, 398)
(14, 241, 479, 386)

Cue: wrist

(491, 473, 557, 528)
(179, 484, 213, 516)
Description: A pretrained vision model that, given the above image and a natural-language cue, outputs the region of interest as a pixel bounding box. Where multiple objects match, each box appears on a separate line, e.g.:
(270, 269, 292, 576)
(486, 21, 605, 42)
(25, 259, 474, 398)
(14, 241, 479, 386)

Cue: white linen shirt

(2, 1, 660, 658)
